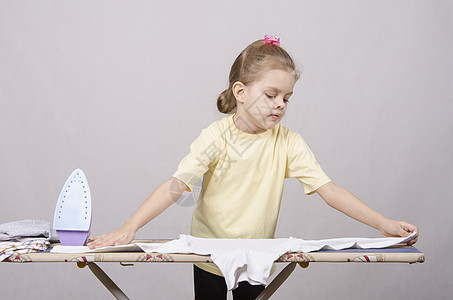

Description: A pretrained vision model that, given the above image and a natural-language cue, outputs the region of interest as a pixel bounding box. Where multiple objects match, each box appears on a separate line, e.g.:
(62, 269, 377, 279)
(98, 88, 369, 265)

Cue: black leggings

(193, 265, 265, 300)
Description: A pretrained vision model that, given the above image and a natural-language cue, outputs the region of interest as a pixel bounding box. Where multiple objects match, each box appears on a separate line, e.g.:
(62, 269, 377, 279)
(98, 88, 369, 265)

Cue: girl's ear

(232, 81, 246, 104)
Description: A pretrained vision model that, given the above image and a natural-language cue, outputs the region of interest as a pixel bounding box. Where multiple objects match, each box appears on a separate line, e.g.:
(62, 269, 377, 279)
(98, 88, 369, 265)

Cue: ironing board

(3, 240, 425, 300)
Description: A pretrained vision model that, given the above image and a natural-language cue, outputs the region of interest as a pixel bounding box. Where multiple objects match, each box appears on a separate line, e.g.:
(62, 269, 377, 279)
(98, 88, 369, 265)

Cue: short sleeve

(285, 132, 331, 195)
(172, 126, 221, 192)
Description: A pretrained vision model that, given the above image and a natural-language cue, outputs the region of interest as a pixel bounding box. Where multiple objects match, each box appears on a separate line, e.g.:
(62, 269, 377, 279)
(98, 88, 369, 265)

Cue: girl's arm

(316, 181, 419, 245)
(87, 177, 187, 249)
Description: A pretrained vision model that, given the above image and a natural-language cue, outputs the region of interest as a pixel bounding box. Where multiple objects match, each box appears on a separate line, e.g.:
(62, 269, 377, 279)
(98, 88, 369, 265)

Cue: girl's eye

(266, 93, 290, 104)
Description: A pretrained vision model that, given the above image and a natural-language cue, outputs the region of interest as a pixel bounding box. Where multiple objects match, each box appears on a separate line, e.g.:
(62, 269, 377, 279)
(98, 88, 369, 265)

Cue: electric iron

(53, 168, 92, 246)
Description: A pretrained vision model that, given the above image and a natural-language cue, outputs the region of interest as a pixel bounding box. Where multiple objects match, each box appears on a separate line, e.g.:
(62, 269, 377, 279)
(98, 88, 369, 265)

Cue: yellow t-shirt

(172, 114, 331, 276)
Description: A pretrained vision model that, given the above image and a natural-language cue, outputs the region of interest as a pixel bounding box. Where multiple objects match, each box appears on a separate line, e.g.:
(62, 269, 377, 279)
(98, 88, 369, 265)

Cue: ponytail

(217, 87, 237, 114)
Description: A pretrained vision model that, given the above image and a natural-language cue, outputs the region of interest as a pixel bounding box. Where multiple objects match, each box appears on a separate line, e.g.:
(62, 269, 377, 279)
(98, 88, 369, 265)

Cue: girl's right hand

(87, 225, 136, 249)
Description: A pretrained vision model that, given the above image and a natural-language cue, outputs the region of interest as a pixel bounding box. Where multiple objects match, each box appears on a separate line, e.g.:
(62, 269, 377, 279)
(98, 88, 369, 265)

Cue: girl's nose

(273, 97, 285, 109)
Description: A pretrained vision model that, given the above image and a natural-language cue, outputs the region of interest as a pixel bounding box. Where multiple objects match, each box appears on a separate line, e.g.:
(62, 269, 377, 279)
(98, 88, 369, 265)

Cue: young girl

(88, 35, 418, 299)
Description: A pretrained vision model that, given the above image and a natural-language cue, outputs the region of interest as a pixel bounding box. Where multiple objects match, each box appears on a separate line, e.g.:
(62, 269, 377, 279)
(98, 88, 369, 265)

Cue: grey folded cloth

(0, 219, 59, 242)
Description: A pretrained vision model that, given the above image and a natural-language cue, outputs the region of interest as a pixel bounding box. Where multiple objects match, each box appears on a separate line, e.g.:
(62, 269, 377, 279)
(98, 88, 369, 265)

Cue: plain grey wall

(1, 0, 452, 299)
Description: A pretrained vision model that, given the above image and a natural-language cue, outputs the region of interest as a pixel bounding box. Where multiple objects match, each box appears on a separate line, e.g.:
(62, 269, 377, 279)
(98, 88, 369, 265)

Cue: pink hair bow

(263, 34, 280, 46)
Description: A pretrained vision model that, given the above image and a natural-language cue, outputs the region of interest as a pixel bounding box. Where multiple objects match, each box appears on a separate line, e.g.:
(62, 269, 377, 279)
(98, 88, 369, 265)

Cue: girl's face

(233, 69, 296, 134)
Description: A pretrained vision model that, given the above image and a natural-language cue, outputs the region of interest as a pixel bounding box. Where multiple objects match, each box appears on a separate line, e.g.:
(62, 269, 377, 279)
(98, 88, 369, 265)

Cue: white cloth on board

(52, 233, 417, 290)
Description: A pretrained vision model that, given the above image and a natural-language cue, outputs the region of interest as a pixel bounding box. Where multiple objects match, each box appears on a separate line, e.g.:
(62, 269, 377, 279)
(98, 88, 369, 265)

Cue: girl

(88, 35, 418, 299)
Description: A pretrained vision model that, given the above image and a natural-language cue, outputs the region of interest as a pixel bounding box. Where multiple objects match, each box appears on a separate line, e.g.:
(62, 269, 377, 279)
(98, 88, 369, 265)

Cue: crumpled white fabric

(138, 233, 417, 290)
(51, 233, 416, 290)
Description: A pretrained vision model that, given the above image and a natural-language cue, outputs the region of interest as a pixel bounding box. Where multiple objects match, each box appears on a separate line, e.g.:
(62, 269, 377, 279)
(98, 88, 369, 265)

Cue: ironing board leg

(87, 262, 131, 300)
(255, 262, 297, 300)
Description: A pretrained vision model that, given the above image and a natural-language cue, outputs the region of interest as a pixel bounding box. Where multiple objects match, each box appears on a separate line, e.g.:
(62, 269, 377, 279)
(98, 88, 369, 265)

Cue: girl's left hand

(379, 219, 419, 245)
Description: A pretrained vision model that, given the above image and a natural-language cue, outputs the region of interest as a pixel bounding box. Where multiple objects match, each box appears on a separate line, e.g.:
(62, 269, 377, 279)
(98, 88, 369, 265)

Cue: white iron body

(53, 169, 92, 246)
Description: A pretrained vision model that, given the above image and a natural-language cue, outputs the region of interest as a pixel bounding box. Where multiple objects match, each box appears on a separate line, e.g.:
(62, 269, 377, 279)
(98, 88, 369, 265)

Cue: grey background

(1, 0, 452, 299)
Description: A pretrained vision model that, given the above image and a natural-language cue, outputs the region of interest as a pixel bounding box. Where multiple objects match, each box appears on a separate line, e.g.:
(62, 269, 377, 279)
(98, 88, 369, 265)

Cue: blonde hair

(217, 39, 300, 114)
